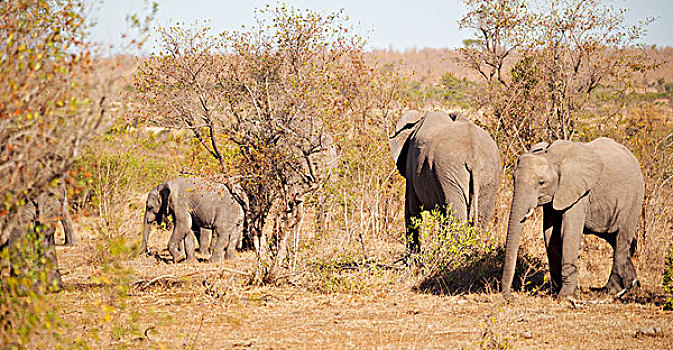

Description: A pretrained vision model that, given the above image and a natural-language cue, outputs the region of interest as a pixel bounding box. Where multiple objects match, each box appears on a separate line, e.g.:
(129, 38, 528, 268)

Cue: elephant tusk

(521, 208, 535, 223)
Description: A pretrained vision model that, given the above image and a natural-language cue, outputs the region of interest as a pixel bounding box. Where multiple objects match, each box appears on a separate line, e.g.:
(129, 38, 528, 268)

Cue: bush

(664, 244, 673, 310)
(409, 208, 502, 294)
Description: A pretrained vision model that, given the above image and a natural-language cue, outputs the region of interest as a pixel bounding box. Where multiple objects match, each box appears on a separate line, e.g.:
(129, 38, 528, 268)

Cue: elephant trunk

(140, 213, 152, 255)
(501, 190, 536, 296)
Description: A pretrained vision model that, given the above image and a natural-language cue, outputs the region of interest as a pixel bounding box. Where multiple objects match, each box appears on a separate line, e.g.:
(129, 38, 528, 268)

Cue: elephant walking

(389, 110, 501, 251)
(501, 138, 644, 298)
(141, 177, 244, 263)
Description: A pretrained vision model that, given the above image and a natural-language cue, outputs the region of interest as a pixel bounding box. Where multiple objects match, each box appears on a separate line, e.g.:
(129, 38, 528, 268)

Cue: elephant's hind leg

(183, 232, 198, 264)
(405, 185, 422, 254)
(209, 226, 236, 263)
(605, 218, 638, 293)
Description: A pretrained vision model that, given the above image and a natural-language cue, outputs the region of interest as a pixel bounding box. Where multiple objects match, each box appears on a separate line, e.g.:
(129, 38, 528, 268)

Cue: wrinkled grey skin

(501, 138, 644, 298)
(4, 186, 74, 291)
(140, 178, 244, 263)
(389, 110, 501, 251)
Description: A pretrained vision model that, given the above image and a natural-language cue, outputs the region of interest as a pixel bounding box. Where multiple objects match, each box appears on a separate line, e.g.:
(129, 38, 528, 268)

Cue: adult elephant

(4, 185, 74, 291)
(389, 110, 501, 251)
(140, 177, 244, 263)
(501, 138, 644, 298)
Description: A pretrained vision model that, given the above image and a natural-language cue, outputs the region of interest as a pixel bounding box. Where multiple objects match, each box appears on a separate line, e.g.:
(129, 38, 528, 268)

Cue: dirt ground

(48, 229, 673, 350)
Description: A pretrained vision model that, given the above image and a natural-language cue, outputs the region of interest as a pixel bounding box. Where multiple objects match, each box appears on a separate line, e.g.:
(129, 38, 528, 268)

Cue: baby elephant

(501, 138, 644, 298)
(141, 177, 244, 263)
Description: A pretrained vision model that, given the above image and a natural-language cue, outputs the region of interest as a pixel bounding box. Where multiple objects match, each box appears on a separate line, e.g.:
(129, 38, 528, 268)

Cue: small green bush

(410, 207, 502, 294)
(664, 243, 673, 310)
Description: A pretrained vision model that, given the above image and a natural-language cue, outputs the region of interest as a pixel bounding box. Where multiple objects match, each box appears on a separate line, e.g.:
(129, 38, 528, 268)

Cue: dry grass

(45, 200, 673, 349)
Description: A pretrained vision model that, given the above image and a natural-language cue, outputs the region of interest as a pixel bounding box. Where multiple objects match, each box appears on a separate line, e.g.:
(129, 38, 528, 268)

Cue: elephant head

(389, 110, 424, 177)
(501, 140, 604, 295)
(140, 183, 170, 254)
(389, 110, 466, 177)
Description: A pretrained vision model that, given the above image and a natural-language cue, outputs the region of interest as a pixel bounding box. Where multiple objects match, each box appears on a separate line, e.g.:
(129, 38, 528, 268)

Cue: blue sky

(92, 0, 673, 52)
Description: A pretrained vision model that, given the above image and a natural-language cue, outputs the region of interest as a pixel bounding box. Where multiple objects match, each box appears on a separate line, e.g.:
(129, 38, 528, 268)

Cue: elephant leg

(405, 184, 422, 253)
(543, 206, 562, 292)
(476, 181, 497, 231)
(199, 228, 212, 256)
(605, 216, 638, 293)
(42, 227, 63, 291)
(178, 239, 185, 256)
(183, 231, 197, 264)
(209, 227, 230, 263)
(61, 195, 76, 246)
(557, 205, 586, 298)
(224, 229, 237, 260)
(167, 215, 192, 264)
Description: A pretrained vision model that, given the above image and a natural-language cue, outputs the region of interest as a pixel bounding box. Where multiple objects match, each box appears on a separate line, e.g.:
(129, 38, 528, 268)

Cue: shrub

(409, 208, 502, 294)
(664, 244, 673, 310)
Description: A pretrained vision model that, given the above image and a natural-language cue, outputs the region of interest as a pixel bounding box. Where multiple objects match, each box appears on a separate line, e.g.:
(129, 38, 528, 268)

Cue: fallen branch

(569, 278, 639, 308)
(131, 267, 251, 290)
(132, 274, 181, 290)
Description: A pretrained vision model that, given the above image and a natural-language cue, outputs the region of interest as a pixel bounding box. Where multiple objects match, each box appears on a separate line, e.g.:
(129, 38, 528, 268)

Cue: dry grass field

(51, 228, 672, 349)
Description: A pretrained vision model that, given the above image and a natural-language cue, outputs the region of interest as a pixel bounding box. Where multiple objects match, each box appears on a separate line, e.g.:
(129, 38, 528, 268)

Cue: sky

(92, 0, 673, 53)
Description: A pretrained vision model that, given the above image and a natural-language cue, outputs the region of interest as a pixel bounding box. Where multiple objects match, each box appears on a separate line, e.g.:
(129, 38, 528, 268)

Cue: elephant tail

(467, 164, 479, 227)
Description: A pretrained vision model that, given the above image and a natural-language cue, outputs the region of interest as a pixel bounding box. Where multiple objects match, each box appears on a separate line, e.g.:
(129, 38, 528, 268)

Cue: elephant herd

(389, 110, 644, 298)
(5, 109, 644, 299)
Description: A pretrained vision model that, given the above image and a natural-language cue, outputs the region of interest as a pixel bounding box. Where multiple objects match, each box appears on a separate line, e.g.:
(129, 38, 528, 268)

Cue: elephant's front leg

(167, 214, 193, 263)
(542, 205, 562, 292)
(557, 204, 586, 298)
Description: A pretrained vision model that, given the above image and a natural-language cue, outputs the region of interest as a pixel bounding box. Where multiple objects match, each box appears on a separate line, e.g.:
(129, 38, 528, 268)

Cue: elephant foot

(556, 285, 577, 299)
(209, 251, 224, 263)
(604, 277, 639, 296)
(224, 250, 236, 260)
(184, 257, 198, 264)
(501, 292, 514, 304)
(171, 253, 186, 264)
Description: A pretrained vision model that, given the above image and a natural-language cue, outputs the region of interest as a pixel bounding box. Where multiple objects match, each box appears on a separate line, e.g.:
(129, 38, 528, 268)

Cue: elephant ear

(157, 183, 172, 218)
(552, 143, 604, 211)
(389, 110, 424, 177)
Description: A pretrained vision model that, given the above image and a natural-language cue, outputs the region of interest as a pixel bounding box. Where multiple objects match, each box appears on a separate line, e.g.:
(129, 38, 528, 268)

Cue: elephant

(3, 185, 74, 291)
(389, 110, 501, 251)
(140, 181, 212, 258)
(140, 177, 244, 263)
(501, 138, 644, 298)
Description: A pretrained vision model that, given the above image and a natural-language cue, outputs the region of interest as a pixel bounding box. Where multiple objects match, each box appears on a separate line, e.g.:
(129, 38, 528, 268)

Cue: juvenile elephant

(389, 110, 501, 251)
(140, 183, 211, 258)
(140, 177, 244, 263)
(501, 138, 644, 298)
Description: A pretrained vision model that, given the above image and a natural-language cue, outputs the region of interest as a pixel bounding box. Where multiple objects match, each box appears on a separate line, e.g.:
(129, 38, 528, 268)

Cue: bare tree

(134, 5, 385, 282)
(459, 0, 657, 165)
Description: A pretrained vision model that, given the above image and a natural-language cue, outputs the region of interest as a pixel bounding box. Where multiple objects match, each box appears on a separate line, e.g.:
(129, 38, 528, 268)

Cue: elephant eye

(538, 180, 545, 185)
